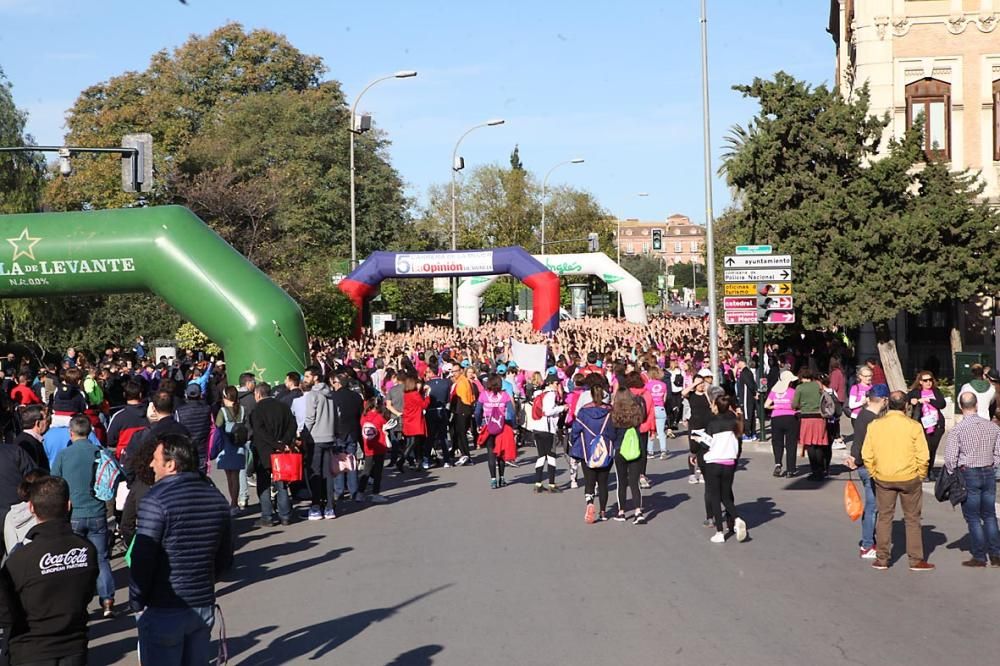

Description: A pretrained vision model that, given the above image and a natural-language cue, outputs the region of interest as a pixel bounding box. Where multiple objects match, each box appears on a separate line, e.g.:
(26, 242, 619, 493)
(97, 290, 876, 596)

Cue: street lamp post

(617, 192, 649, 318)
(348, 70, 417, 270)
(450, 119, 505, 327)
(700, 0, 720, 378)
(540, 158, 584, 255)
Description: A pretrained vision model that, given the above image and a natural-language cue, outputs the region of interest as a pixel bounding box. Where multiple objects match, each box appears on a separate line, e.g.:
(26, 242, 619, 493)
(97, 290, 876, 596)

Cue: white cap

(696, 368, 713, 378)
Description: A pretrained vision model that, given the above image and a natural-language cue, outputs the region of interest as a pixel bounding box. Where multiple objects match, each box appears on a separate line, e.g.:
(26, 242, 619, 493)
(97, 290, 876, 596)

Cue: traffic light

(652, 229, 662, 251)
(587, 232, 599, 252)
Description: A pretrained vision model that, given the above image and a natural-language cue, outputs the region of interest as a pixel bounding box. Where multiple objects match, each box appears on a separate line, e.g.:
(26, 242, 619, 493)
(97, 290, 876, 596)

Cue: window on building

(994, 79, 1000, 161)
(905, 78, 950, 158)
(642, 242, 650, 254)
(690, 241, 699, 252)
(674, 242, 682, 253)
(626, 242, 634, 254)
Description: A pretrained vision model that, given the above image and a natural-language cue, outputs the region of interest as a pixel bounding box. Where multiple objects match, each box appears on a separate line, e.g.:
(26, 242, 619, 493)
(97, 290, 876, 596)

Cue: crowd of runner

(2, 315, 1000, 664)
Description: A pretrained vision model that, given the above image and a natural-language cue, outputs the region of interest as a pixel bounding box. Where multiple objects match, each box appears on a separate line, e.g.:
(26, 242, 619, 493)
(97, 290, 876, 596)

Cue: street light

(348, 70, 417, 269)
(700, 0, 720, 378)
(617, 192, 649, 318)
(450, 118, 505, 327)
(539, 158, 584, 255)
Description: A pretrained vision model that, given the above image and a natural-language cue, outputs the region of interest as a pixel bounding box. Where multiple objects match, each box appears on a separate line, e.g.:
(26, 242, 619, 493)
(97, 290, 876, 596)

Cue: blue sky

(0, 0, 833, 224)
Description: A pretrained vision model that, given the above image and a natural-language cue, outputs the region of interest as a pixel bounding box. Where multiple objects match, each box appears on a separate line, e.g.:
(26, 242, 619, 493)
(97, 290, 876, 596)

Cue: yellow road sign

(724, 283, 756, 296)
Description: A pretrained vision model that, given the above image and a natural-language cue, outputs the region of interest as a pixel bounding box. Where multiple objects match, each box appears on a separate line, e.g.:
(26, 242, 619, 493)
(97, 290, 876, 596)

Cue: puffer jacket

(569, 404, 619, 468)
(129, 472, 234, 611)
(175, 401, 213, 468)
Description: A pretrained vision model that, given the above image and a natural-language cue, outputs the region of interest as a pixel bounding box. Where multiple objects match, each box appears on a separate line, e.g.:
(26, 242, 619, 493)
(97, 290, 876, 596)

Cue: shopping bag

(844, 472, 863, 522)
(270, 452, 303, 483)
(330, 452, 358, 476)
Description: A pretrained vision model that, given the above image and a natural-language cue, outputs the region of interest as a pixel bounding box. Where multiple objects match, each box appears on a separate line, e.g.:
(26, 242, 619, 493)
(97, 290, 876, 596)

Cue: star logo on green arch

(7, 228, 41, 261)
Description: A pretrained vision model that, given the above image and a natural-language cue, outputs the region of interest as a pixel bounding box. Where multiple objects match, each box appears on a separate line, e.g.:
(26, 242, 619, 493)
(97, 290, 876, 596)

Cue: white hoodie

(3, 501, 36, 554)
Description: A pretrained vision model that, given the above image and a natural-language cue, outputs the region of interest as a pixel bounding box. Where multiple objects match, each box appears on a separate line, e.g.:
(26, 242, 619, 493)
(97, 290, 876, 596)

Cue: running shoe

(696, 473, 705, 484)
(710, 531, 725, 544)
(534, 484, 544, 494)
(421, 459, 431, 470)
(455, 455, 469, 466)
(547, 483, 562, 493)
(307, 506, 323, 521)
(612, 513, 628, 522)
(859, 547, 877, 559)
(498, 477, 507, 487)
(832, 438, 847, 450)
(647, 452, 657, 459)
(734, 517, 747, 542)
(659, 452, 669, 460)
(633, 512, 647, 525)
(570, 479, 579, 489)
(490, 478, 498, 489)
(368, 494, 389, 504)
(639, 476, 651, 489)
(688, 474, 699, 485)
(585, 503, 596, 524)
(773, 465, 783, 477)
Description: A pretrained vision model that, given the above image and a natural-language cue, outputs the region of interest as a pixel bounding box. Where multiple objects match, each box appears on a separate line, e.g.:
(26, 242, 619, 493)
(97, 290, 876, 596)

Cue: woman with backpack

(611, 386, 647, 524)
(700, 394, 748, 543)
(474, 374, 516, 488)
(792, 369, 829, 480)
(624, 371, 655, 489)
(214, 386, 249, 512)
(570, 382, 618, 524)
(525, 375, 566, 493)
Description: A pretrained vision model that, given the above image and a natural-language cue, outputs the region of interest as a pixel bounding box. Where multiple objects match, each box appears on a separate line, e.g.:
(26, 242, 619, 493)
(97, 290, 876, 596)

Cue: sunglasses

(920, 378, 932, 383)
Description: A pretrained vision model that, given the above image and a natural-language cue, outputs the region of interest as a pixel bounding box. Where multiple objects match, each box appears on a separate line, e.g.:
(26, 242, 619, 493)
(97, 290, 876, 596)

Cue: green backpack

(620, 427, 641, 461)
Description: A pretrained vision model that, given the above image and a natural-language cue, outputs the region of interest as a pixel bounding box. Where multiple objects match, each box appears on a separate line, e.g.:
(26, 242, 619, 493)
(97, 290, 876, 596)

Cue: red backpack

(531, 392, 546, 420)
(116, 425, 148, 461)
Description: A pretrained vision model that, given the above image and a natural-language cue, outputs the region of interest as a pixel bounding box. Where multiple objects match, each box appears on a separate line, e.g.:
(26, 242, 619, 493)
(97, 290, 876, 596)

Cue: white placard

(511, 339, 548, 373)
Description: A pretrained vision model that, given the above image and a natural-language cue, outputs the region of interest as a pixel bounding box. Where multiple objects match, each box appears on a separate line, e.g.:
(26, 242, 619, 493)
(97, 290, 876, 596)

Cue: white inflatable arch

(456, 252, 648, 327)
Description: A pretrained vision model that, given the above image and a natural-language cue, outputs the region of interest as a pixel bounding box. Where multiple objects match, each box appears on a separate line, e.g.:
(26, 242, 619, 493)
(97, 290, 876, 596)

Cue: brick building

(614, 214, 706, 264)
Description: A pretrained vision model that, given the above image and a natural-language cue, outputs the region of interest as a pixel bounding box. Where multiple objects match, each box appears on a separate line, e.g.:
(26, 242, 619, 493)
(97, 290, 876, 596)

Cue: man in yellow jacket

(862, 389, 933, 571)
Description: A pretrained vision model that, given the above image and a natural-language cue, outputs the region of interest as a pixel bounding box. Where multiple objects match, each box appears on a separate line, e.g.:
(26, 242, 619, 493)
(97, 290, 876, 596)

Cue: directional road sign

(763, 311, 795, 324)
(760, 295, 793, 309)
(735, 245, 772, 255)
(724, 311, 760, 325)
(724, 283, 757, 296)
(723, 255, 792, 269)
(723, 297, 756, 309)
(759, 282, 793, 295)
(724, 268, 792, 283)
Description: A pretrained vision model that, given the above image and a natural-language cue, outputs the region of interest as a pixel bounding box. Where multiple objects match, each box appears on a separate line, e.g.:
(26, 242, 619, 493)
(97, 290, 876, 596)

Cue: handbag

(270, 452, 303, 483)
(844, 471, 863, 522)
(330, 452, 358, 476)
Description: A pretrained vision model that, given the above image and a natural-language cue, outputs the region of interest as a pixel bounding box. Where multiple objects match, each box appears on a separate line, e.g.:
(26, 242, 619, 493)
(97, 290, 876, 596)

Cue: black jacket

(850, 408, 878, 467)
(123, 416, 191, 467)
(332, 387, 364, 442)
(175, 400, 213, 465)
(1, 444, 35, 521)
(248, 397, 298, 469)
(106, 403, 149, 454)
(12, 431, 48, 474)
(0, 520, 98, 663)
(129, 472, 233, 611)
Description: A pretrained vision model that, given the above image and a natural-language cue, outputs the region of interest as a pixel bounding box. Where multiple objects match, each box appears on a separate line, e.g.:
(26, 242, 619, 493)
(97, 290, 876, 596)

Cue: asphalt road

(89, 434, 997, 666)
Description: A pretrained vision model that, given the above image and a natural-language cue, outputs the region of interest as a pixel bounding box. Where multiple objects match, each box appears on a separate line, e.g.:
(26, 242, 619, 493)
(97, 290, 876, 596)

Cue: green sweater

(52, 438, 106, 519)
(792, 381, 823, 416)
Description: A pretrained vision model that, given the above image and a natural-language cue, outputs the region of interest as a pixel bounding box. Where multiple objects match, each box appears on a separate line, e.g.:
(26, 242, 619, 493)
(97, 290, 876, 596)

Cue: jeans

(653, 405, 669, 454)
(857, 467, 877, 549)
(255, 462, 291, 522)
(137, 605, 215, 666)
(959, 466, 1000, 561)
(333, 440, 360, 500)
(70, 516, 114, 603)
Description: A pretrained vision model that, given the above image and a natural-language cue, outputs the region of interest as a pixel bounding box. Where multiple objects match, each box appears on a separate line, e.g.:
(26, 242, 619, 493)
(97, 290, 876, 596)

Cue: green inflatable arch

(0, 205, 308, 385)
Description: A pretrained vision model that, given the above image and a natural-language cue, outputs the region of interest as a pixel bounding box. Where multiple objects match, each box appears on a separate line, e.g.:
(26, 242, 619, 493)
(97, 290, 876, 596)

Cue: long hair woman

(702, 395, 747, 543)
(401, 373, 430, 471)
(570, 383, 618, 524)
(624, 370, 655, 489)
(474, 373, 515, 488)
(214, 385, 248, 510)
(906, 370, 946, 481)
(611, 387, 646, 524)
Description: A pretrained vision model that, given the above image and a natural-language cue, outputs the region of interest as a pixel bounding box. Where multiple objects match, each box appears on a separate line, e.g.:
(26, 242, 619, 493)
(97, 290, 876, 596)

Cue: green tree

(620, 255, 666, 292)
(509, 144, 524, 171)
(0, 65, 45, 214)
(720, 72, 1000, 381)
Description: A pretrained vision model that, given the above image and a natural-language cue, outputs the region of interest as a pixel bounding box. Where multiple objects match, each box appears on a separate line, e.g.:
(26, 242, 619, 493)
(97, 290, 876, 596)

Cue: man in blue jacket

(129, 434, 233, 666)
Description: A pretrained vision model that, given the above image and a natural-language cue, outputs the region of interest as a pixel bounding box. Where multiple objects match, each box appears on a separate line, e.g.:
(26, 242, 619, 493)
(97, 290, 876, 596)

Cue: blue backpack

(93, 444, 124, 502)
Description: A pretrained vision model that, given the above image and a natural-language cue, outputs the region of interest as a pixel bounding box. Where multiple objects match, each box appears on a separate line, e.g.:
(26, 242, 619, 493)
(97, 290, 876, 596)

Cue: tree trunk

(875, 322, 907, 392)
(949, 297, 963, 380)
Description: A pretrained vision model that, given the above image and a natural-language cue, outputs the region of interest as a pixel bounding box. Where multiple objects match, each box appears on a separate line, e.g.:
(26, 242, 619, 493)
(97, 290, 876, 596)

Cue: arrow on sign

(724, 268, 792, 282)
(758, 282, 793, 296)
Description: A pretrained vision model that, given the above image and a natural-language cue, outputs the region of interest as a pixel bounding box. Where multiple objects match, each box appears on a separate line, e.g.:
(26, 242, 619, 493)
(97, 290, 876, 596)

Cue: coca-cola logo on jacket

(39, 547, 90, 575)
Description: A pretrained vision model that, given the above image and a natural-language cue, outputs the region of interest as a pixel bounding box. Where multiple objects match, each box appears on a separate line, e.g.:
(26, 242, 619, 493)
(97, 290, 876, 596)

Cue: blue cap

(547, 366, 558, 375)
(496, 364, 507, 374)
(870, 384, 890, 398)
(460, 360, 470, 368)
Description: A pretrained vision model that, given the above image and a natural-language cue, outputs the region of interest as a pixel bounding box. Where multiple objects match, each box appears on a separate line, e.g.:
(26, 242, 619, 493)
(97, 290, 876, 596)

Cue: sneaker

(909, 561, 935, 572)
(547, 483, 562, 493)
(832, 438, 847, 450)
(734, 517, 748, 542)
(688, 474, 699, 485)
(696, 474, 705, 484)
(639, 476, 651, 489)
(612, 513, 628, 522)
(490, 478, 498, 489)
(990, 555, 1000, 568)
(710, 531, 725, 544)
(773, 465, 783, 477)
(666, 430, 676, 439)
(443, 462, 452, 468)
(859, 547, 877, 560)
(534, 484, 544, 494)
(962, 558, 987, 568)
(659, 452, 669, 460)
(570, 479, 579, 489)
(307, 506, 323, 521)
(498, 477, 507, 487)
(324, 508, 337, 520)
(421, 459, 431, 470)
(102, 601, 114, 618)
(596, 511, 607, 522)
(585, 503, 596, 524)
(647, 452, 657, 459)
(368, 494, 389, 504)
(633, 512, 647, 525)
(871, 560, 889, 570)
(256, 518, 274, 529)
(456, 455, 470, 466)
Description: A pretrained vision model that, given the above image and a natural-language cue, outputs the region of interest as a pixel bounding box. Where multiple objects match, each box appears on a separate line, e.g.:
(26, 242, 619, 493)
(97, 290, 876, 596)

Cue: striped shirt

(944, 415, 1000, 471)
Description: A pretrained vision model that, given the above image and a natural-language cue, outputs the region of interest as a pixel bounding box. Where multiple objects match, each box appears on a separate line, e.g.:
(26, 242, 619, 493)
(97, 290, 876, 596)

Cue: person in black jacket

(175, 384, 213, 473)
(121, 390, 190, 470)
(844, 384, 889, 559)
(12, 405, 49, 474)
(331, 373, 364, 502)
(130, 434, 233, 666)
(249, 383, 298, 527)
(0, 476, 98, 666)
(105, 381, 148, 457)
(906, 371, 947, 481)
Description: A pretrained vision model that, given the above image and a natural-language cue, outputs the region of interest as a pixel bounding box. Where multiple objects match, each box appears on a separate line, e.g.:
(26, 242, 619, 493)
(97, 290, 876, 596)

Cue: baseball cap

(697, 368, 713, 378)
(460, 360, 470, 368)
(185, 383, 202, 399)
(869, 384, 890, 398)
(987, 368, 1000, 383)
(496, 364, 507, 374)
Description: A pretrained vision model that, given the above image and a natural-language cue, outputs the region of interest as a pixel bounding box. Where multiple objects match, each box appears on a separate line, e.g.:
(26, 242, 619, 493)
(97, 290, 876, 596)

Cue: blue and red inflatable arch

(339, 247, 560, 333)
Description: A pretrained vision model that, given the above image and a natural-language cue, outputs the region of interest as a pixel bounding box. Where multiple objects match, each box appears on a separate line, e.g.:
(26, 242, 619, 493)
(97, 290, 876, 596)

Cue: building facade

(830, 0, 1000, 203)
(615, 214, 706, 264)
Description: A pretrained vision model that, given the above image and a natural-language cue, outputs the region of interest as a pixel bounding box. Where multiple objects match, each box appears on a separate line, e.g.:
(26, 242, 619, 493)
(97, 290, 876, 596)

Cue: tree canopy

(0, 65, 44, 214)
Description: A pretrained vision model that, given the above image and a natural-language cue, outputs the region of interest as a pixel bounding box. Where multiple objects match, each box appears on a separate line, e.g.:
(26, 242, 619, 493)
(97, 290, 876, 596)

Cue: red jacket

(402, 390, 429, 436)
(10, 385, 42, 406)
(477, 423, 516, 461)
(629, 387, 655, 434)
(360, 410, 388, 456)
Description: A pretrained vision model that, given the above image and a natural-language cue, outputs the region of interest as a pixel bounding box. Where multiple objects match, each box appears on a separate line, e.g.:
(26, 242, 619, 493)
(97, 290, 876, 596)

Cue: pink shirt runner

(767, 388, 797, 417)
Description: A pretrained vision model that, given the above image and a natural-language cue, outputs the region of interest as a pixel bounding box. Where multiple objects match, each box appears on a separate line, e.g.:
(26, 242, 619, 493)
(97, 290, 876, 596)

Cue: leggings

(359, 454, 385, 494)
(806, 445, 831, 476)
(771, 415, 799, 472)
(703, 462, 738, 532)
(926, 428, 944, 475)
(484, 434, 506, 480)
(403, 435, 426, 465)
(451, 405, 473, 458)
(638, 431, 650, 477)
(582, 465, 611, 512)
(614, 453, 643, 513)
(533, 431, 557, 484)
